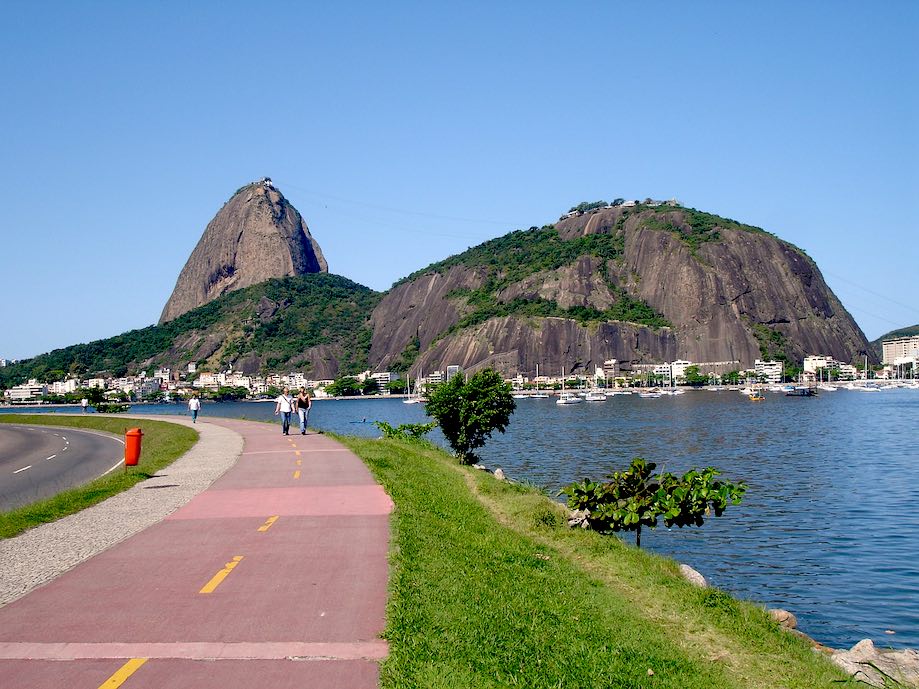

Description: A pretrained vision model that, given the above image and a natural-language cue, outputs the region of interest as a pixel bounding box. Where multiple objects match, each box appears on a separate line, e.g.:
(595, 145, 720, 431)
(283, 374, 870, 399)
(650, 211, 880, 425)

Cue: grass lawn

(0, 414, 197, 539)
(340, 436, 855, 689)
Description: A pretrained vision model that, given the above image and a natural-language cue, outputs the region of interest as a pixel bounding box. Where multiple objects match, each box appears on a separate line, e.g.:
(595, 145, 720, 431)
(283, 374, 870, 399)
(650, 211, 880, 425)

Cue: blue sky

(1, 1, 917, 360)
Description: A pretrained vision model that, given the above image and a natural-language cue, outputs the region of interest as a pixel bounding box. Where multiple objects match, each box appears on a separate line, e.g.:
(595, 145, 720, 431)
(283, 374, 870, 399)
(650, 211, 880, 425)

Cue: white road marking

(45, 454, 57, 461)
(13, 465, 32, 474)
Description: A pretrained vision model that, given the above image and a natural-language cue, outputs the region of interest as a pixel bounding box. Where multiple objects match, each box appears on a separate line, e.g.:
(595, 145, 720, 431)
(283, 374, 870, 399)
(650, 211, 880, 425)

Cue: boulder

(493, 468, 506, 481)
(567, 509, 591, 529)
(768, 608, 798, 630)
(679, 564, 708, 588)
(830, 639, 919, 688)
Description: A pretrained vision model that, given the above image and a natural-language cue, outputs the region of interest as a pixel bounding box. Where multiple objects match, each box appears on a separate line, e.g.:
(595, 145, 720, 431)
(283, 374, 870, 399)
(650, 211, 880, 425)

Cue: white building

(371, 372, 394, 393)
(50, 378, 80, 395)
(837, 364, 858, 380)
(754, 359, 783, 384)
(670, 360, 693, 380)
(8, 379, 48, 401)
(446, 365, 462, 380)
(882, 336, 919, 365)
(803, 355, 840, 374)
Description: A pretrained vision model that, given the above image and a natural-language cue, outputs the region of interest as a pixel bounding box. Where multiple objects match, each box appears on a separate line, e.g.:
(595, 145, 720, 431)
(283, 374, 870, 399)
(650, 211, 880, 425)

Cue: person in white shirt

(188, 393, 201, 423)
(274, 387, 294, 435)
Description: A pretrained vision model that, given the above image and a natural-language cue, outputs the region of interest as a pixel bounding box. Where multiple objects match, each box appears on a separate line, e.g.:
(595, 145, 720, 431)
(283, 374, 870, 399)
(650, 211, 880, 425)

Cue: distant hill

(368, 203, 874, 378)
(1, 274, 378, 388)
(870, 324, 919, 359)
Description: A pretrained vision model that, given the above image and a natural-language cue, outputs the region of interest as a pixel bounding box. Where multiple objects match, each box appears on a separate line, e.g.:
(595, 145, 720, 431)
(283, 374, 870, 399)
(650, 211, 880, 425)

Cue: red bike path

(0, 418, 393, 688)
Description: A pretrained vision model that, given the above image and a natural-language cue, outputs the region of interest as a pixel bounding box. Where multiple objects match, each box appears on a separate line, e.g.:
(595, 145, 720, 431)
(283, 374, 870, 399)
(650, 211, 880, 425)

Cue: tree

(563, 458, 746, 548)
(682, 365, 707, 387)
(388, 378, 407, 395)
(325, 376, 361, 397)
(425, 368, 516, 464)
(361, 378, 380, 395)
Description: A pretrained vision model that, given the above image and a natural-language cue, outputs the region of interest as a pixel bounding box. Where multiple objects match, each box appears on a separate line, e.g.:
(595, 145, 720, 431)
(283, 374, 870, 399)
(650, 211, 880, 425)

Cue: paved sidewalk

(0, 418, 393, 688)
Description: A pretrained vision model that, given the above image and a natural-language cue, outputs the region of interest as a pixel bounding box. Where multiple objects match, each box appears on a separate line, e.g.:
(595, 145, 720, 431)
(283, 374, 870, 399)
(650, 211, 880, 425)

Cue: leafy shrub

(93, 403, 131, 414)
(562, 458, 746, 547)
(373, 421, 437, 442)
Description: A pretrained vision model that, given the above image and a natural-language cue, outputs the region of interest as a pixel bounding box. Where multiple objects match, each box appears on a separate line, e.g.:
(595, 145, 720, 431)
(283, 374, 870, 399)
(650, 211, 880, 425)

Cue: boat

(785, 386, 816, 397)
(638, 389, 662, 398)
(606, 389, 633, 396)
(556, 392, 584, 405)
(817, 384, 837, 392)
(748, 390, 765, 401)
(584, 391, 606, 402)
(528, 364, 550, 398)
(403, 373, 424, 404)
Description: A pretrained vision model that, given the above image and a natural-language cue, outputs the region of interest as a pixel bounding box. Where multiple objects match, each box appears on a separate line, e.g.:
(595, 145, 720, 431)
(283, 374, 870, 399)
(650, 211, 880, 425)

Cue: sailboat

(530, 364, 549, 398)
(403, 371, 424, 404)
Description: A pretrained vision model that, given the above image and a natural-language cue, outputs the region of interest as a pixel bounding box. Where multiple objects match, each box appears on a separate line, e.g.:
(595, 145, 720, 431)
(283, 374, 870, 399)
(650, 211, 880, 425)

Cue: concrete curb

(0, 416, 243, 607)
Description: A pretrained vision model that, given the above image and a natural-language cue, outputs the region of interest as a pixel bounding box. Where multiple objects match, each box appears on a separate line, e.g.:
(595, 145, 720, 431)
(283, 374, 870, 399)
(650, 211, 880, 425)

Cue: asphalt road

(0, 424, 124, 512)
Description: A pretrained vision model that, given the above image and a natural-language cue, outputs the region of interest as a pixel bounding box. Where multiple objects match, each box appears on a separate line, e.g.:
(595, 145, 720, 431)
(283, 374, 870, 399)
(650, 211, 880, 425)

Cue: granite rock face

(159, 180, 327, 323)
(368, 206, 873, 376)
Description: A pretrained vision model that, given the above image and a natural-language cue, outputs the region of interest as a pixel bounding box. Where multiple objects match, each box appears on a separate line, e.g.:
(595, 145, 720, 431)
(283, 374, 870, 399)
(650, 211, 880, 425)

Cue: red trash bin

(125, 428, 143, 466)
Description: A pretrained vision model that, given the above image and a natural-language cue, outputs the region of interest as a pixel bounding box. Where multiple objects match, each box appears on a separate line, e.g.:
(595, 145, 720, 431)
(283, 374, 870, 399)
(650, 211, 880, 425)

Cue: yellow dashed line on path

(199, 556, 244, 594)
(293, 470, 301, 479)
(296, 459, 302, 466)
(295, 450, 301, 456)
(258, 516, 279, 532)
(98, 658, 147, 688)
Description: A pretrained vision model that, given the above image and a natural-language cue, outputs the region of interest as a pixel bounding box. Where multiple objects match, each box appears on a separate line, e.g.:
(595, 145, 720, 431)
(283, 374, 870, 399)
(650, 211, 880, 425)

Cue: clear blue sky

(1, 1, 917, 360)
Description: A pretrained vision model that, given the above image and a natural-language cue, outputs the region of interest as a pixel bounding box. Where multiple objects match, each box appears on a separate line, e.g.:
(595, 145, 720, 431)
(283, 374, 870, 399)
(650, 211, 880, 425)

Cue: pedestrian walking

(274, 387, 294, 435)
(188, 393, 201, 423)
(295, 386, 311, 435)
(80, 398, 88, 413)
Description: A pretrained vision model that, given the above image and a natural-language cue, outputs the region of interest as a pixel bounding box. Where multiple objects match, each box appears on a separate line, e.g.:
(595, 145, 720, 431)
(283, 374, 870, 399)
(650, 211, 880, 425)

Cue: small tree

(425, 368, 516, 464)
(563, 458, 746, 547)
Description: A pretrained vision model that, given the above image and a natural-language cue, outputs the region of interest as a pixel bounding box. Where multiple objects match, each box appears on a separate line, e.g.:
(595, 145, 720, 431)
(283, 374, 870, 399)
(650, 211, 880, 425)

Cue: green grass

(0, 415, 198, 539)
(341, 436, 855, 689)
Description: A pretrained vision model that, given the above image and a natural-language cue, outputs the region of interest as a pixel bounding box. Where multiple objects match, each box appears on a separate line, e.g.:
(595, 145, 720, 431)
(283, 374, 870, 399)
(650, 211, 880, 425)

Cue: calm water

(6, 389, 918, 649)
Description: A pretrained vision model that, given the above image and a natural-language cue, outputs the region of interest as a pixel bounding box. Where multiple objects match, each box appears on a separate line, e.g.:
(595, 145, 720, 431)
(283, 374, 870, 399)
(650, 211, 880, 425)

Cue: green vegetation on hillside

(647, 206, 771, 253)
(0, 416, 197, 538)
(341, 436, 850, 688)
(0, 274, 379, 388)
(398, 227, 670, 330)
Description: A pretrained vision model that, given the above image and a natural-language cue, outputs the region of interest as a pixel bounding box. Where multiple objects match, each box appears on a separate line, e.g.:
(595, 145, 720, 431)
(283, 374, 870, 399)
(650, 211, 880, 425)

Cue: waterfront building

(882, 335, 919, 365)
(7, 379, 48, 401)
(670, 360, 693, 380)
(754, 359, 783, 384)
(371, 371, 394, 392)
(446, 365, 462, 380)
(50, 379, 80, 395)
(837, 364, 858, 380)
(601, 359, 619, 379)
(804, 355, 840, 374)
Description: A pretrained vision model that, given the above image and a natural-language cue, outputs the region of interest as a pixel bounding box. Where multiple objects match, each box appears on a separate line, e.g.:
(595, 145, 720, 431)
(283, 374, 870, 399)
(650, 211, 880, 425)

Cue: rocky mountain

(159, 179, 327, 323)
(369, 204, 873, 377)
